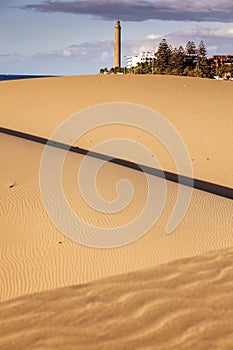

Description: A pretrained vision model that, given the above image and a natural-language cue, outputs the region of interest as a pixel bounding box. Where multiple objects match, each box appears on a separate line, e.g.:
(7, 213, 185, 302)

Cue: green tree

(196, 41, 211, 78)
(184, 41, 197, 75)
(170, 46, 185, 75)
(133, 62, 151, 74)
(217, 64, 233, 79)
(156, 39, 172, 74)
(99, 67, 108, 74)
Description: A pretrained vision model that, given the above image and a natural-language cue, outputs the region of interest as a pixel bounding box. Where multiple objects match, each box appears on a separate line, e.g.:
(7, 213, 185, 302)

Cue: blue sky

(0, 0, 233, 75)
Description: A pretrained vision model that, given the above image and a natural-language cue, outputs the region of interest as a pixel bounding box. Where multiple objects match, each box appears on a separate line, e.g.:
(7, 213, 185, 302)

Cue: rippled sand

(1, 247, 233, 350)
(0, 75, 232, 348)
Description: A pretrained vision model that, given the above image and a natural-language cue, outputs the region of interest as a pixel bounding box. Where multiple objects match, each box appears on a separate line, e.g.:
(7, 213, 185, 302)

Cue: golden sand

(1, 247, 233, 350)
(0, 75, 232, 348)
(1, 75, 232, 186)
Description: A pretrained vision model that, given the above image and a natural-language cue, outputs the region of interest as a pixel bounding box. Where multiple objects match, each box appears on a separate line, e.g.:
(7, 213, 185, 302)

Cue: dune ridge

(1, 126, 233, 199)
(0, 132, 232, 302)
(1, 246, 233, 349)
(1, 75, 232, 187)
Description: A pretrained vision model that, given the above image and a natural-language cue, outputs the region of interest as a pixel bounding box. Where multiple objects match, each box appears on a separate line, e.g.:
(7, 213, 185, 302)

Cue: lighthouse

(114, 20, 121, 68)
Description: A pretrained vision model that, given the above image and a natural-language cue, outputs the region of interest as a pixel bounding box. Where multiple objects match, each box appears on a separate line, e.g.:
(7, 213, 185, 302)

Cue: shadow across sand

(1, 127, 232, 200)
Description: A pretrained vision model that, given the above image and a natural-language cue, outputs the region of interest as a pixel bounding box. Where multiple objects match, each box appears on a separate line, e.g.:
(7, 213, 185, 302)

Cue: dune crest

(1, 132, 232, 301)
(1, 75, 233, 187)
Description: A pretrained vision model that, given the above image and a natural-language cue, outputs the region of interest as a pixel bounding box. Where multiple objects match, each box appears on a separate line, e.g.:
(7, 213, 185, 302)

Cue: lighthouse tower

(114, 20, 121, 68)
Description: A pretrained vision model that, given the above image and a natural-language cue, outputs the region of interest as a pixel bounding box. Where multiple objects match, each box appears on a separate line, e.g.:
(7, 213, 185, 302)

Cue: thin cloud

(21, 0, 233, 23)
(173, 27, 233, 39)
(48, 40, 114, 63)
(146, 34, 163, 40)
(167, 26, 233, 55)
(48, 27, 233, 61)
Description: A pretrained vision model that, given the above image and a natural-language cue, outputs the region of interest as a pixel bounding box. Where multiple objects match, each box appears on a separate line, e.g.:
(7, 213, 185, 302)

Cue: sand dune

(1, 246, 233, 350)
(0, 75, 232, 347)
(1, 75, 232, 187)
(0, 132, 232, 301)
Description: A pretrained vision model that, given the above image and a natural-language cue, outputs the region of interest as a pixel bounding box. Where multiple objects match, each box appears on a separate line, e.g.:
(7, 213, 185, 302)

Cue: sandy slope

(1, 75, 233, 187)
(1, 246, 233, 350)
(0, 132, 232, 301)
(0, 76, 232, 347)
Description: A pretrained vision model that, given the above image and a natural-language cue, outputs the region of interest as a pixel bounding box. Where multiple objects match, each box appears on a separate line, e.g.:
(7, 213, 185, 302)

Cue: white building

(127, 51, 156, 69)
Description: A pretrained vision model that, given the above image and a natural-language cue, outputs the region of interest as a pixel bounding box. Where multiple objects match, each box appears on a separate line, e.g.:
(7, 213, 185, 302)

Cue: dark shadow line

(1, 127, 232, 200)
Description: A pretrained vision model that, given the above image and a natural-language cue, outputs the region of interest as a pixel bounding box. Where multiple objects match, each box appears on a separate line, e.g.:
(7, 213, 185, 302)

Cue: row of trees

(135, 39, 211, 78)
(100, 39, 233, 79)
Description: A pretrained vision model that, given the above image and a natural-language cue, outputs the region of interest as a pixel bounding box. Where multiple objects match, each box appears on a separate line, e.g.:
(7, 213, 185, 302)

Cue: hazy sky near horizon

(0, 0, 233, 75)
